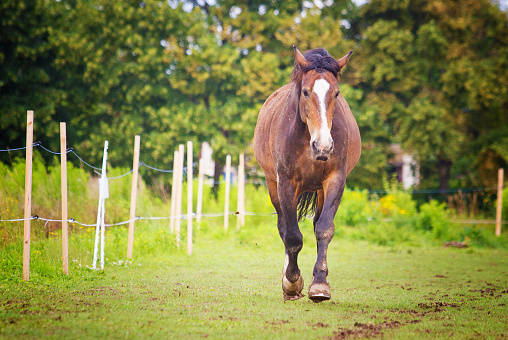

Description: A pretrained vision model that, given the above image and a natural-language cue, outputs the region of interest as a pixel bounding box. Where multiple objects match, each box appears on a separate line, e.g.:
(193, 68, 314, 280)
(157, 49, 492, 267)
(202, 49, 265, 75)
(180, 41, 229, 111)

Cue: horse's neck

(277, 83, 308, 147)
(283, 83, 305, 127)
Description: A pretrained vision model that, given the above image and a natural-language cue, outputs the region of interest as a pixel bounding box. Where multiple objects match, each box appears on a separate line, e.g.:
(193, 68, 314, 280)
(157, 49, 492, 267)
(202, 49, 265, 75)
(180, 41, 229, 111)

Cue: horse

(253, 46, 361, 302)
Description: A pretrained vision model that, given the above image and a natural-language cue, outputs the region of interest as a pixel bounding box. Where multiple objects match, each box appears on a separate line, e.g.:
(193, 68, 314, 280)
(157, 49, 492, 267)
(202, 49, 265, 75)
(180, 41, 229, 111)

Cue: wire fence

(0, 141, 504, 227)
(0, 141, 189, 177)
(5, 112, 504, 281)
(1, 141, 499, 195)
(0, 211, 277, 227)
(0, 139, 278, 243)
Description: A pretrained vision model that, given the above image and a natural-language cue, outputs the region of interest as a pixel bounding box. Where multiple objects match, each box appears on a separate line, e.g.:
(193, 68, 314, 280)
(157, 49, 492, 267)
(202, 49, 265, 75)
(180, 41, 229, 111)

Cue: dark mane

(291, 48, 341, 84)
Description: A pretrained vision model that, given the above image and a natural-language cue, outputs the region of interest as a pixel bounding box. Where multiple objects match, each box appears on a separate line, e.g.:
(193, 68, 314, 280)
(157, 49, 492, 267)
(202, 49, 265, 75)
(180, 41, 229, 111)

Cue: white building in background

(200, 142, 215, 175)
(389, 144, 420, 189)
(200, 142, 215, 185)
(199, 142, 237, 184)
(401, 154, 420, 189)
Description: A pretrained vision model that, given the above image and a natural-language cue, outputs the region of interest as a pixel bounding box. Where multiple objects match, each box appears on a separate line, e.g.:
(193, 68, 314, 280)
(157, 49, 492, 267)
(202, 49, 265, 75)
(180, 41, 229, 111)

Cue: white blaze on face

(312, 78, 332, 150)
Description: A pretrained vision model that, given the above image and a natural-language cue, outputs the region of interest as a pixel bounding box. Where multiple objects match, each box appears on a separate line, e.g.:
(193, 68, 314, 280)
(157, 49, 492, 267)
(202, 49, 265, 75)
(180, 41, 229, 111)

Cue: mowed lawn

(1, 222, 507, 339)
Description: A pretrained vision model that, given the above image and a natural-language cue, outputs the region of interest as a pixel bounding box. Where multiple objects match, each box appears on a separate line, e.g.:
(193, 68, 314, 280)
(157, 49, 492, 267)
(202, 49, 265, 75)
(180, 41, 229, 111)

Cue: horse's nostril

(311, 140, 318, 151)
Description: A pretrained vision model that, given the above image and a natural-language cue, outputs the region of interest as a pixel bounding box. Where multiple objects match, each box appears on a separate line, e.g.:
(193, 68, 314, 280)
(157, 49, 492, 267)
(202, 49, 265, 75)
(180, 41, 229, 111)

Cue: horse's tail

(297, 191, 318, 222)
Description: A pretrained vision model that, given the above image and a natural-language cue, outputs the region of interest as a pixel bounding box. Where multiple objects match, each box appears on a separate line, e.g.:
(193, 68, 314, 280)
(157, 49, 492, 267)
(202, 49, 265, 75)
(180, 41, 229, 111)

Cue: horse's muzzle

(311, 140, 334, 161)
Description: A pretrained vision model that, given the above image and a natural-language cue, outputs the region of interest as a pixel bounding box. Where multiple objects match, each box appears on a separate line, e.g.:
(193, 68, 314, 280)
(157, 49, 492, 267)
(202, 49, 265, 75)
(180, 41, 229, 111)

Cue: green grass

(1, 161, 507, 338)
(1, 218, 507, 339)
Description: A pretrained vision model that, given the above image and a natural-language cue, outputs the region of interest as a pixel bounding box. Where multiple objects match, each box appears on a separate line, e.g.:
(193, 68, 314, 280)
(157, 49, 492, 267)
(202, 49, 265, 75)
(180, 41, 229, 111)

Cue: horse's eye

(302, 89, 310, 98)
(334, 91, 340, 98)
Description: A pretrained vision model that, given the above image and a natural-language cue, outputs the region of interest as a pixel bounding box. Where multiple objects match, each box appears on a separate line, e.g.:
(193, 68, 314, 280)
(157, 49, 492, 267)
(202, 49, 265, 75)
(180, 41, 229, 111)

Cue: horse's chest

(286, 154, 327, 190)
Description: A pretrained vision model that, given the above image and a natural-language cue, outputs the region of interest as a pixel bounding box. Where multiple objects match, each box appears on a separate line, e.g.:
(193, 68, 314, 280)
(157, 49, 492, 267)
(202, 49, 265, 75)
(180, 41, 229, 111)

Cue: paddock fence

(0, 110, 505, 281)
(0, 111, 255, 280)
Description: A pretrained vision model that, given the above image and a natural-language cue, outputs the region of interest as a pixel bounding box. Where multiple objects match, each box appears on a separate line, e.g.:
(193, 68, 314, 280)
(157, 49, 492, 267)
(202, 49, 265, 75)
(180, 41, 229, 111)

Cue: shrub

(417, 200, 450, 240)
(335, 189, 381, 227)
(379, 178, 417, 229)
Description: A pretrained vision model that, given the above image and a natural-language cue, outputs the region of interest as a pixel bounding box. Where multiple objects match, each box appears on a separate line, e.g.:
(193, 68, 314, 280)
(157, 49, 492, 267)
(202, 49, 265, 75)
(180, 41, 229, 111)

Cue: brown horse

(253, 46, 361, 302)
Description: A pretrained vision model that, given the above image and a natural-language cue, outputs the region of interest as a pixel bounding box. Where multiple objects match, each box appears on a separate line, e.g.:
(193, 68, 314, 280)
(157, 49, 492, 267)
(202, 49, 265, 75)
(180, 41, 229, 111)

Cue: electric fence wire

(107, 168, 135, 180)
(139, 162, 174, 173)
(0, 210, 278, 226)
(0, 145, 32, 152)
(139, 161, 198, 174)
(0, 141, 104, 171)
(36, 142, 72, 155)
(1, 143, 500, 209)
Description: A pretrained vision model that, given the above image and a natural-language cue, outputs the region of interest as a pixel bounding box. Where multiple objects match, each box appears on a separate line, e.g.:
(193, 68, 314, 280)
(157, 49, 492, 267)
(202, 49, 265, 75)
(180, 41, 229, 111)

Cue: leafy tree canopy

(1, 0, 506, 190)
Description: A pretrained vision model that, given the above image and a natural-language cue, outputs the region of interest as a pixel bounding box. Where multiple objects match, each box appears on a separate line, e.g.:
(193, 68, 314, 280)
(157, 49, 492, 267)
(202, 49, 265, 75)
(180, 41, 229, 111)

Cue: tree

(0, 0, 67, 162)
(345, 0, 508, 189)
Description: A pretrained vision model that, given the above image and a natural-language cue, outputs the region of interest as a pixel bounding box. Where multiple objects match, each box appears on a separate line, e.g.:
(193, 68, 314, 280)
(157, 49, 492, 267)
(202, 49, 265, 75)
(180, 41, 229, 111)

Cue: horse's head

(293, 46, 352, 161)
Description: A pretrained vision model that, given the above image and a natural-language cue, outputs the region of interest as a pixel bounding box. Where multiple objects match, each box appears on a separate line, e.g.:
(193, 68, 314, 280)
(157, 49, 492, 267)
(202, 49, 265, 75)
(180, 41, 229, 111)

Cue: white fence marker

(93, 141, 109, 270)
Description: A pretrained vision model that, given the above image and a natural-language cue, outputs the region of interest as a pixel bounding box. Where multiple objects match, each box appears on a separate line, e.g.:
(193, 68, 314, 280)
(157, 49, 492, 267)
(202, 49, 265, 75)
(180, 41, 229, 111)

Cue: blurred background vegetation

(1, 0, 506, 189)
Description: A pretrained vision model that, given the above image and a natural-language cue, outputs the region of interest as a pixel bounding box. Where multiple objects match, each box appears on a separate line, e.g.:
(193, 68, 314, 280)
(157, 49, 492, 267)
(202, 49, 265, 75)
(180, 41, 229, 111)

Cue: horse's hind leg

(268, 177, 304, 301)
(309, 176, 346, 302)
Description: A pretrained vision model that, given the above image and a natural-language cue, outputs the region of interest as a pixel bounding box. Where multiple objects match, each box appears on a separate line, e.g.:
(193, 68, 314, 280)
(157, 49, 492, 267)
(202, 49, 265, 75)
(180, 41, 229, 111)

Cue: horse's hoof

(308, 282, 331, 302)
(282, 275, 304, 301)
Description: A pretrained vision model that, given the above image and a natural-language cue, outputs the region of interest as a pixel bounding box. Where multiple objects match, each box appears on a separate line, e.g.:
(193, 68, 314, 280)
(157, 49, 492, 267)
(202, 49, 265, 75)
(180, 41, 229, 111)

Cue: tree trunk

(212, 162, 223, 200)
(437, 157, 452, 190)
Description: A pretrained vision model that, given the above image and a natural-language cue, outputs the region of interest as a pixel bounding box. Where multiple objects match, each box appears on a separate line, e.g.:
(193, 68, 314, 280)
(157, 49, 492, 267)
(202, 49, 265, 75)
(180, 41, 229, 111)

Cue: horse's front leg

(276, 175, 304, 301)
(309, 172, 346, 302)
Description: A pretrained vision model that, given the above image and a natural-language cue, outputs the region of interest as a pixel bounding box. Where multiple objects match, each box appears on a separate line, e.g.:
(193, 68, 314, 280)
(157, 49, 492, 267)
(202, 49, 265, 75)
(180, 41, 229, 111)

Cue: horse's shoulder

(258, 83, 292, 122)
(263, 84, 292, 107)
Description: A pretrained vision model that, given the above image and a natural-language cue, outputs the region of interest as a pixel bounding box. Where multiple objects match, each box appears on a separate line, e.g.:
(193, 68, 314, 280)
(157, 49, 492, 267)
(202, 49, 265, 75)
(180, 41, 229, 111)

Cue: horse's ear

(293, 45, 310, 68)
(337, 50, 353, 69)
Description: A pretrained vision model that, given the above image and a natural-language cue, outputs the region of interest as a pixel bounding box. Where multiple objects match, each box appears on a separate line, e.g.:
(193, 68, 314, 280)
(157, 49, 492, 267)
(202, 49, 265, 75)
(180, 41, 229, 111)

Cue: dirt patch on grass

(266, 319, 290, 326)
(331, 320, 413, 339)
(417, 301, 461, 312)
(330, 281, 508, 339)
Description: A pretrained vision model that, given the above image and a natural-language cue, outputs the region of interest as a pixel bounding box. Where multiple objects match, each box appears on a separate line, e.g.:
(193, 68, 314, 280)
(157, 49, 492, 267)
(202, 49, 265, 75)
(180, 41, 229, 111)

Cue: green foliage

(1, 0, 507, 205)
(0, 154, 94, 244)
(334, 177, 507, 248)
(417, 200, 450, 240)
(336, 189, 380, 227)
(346, 0, 508, 189)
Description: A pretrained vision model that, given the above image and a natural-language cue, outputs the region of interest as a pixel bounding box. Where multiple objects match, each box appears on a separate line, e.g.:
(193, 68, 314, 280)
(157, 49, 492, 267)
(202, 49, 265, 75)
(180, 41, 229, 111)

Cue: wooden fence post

(187, 141, 193, 255)
(224, 155, 231, 232)
(496, 168, 504, 237)
(127, 135, 140, 259)
(196, 158, 204, 226)
(176, 144, 185, 247)
(170, 149, 178, 233)
(237, 153, 245, 229)
(23, 110, 34, 281)
(60, 122, 68, 275)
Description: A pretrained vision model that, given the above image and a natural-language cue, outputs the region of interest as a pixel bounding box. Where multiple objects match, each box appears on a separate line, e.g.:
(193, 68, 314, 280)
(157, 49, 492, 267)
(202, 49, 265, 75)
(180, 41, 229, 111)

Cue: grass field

(1, 217, 507, 339)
